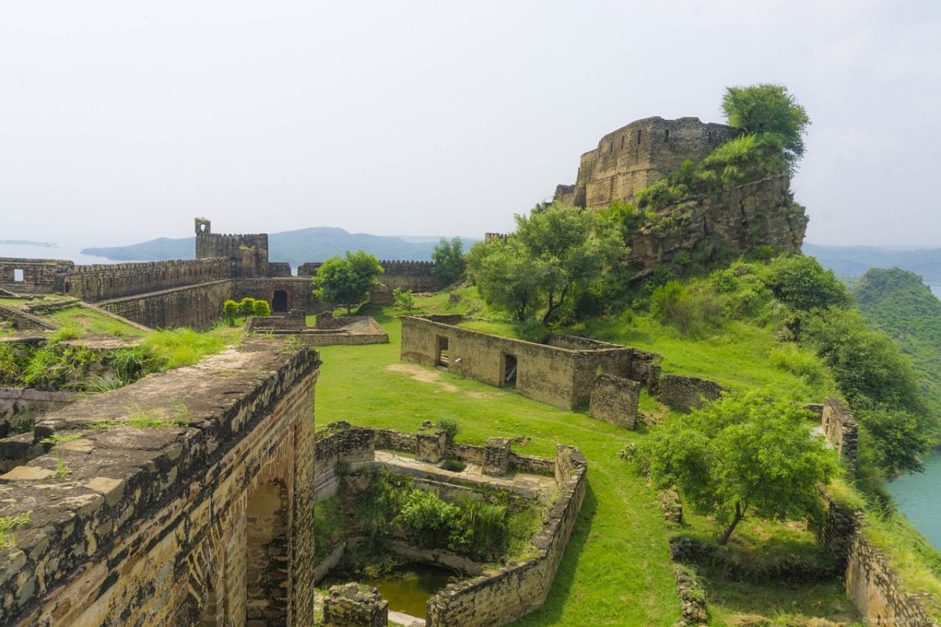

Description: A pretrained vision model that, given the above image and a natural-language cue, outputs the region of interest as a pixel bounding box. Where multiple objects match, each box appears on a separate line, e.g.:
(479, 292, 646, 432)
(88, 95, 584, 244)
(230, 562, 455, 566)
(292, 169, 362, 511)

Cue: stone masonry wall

(401, 317, 646, 409)
(0, 340, 320, 626)
(589, 374, 641, 429)
(99, 279, 235, 329)
(0, 258, 75, 294)
(821, 397, 859, 472)
(378, 260, 448, 293)
(657, 374, 723, 412)
(426, 445, 587, 626)
(554, 117, 740, 208)
(59, 258, 236, 302)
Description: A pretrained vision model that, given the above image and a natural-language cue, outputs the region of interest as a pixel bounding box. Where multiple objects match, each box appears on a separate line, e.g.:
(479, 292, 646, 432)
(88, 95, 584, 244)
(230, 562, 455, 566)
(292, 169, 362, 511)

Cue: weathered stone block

(482, 437, 510, 476)
(416, 429, 446, 464)
(589, 374, 640, 429)
(657, 374, 723, 413)
(323, 583, 388, 627)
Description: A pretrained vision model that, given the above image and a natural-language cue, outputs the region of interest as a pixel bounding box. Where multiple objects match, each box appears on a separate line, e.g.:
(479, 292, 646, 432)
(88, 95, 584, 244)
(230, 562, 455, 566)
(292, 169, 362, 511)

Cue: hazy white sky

(1, 0, 939, 247)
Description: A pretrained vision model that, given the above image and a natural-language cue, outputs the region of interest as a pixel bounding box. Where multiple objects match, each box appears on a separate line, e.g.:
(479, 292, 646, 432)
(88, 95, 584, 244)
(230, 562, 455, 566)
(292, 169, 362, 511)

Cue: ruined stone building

(554, 116, 740, 209)
(549, 116, 808, 275)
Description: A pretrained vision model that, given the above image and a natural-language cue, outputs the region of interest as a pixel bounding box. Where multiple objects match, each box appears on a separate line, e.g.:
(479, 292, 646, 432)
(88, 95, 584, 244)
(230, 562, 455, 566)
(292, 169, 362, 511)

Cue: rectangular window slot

(13, 269, 24, 283)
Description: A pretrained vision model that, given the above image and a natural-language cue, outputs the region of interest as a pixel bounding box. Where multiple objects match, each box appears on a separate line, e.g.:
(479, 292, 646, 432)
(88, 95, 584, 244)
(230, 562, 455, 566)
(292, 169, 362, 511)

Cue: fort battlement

(555, 116, 740, 209)
(59, 258, 237, 302)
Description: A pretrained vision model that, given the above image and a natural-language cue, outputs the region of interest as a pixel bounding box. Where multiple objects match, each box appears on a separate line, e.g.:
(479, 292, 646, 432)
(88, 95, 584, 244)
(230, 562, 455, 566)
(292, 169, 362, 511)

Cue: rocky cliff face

(626, 175, 808, 276)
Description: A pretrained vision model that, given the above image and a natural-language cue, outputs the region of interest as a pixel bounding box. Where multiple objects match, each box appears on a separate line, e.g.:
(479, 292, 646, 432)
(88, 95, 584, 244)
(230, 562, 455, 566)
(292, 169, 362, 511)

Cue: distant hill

(82, 228, 477, 267)
(853, 267, 941, 417)
(805, 243, 941, 287)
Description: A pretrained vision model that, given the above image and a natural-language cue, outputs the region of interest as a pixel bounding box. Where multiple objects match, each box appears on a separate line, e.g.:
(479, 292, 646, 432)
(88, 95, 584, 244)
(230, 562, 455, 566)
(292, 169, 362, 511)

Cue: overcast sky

(1, 0, 939, 247)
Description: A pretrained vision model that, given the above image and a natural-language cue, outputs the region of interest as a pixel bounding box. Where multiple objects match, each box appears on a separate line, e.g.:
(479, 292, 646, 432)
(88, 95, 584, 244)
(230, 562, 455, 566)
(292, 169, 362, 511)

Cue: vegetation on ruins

(0, 511, 30, 549)
(312, 250, 384, 314)
(640, 390, 838, 545)
(466, 204, 620, 324)
(431, 236, 465, 285)
(722, 83, 811, 167)
(392, 288, 416, 313)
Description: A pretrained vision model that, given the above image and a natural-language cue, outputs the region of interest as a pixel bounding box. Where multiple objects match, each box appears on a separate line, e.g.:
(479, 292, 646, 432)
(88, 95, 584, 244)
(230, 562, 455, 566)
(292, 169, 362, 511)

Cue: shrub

(109, 347, 160, 384)
(650, 281, 723, 337)
(759, 255, 848, 312)
(397, 489, 461, 548)
(222, 299, 239, 321)
(238, 297, 256, 316)
(441, 458, 466, 472)
(437, 419, 460, 445)
(252, 299, 271, 316)
(393, 288, 415, 313)
(768, 344, 826, 385)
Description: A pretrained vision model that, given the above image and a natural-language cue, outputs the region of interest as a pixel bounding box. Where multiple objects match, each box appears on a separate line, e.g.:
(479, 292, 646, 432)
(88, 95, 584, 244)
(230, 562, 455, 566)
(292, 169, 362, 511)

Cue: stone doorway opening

(435, 336, 449, 369)
(272, 290, 288, 313)
(502, 353, 517, 388)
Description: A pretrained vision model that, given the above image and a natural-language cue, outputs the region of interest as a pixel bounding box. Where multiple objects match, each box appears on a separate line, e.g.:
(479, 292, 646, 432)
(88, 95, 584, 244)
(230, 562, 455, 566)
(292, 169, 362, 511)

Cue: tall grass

(142, 327, 234, 369)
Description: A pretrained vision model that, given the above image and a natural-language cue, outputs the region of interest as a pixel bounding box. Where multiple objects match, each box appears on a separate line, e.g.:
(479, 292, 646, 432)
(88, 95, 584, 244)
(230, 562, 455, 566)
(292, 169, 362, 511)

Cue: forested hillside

(854, 267, 941, 421)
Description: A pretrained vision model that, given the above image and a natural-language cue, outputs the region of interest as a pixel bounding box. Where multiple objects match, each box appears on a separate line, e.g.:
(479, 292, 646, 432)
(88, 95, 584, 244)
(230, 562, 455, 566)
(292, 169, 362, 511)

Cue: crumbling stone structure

(400, 315, 660, 409)
(820, 397, 859, 472)
(656, 374, 723, 412)
(323, 583, 389, 627)
(554, 117, 740, 209)
(589, 374, 641, 429)
(0, 339, 320, 626)
(312, 423, 587, 627)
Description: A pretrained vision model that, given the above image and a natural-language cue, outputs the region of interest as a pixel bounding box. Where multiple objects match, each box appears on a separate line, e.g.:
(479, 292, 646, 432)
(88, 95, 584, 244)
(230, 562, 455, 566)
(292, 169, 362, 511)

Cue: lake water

(932, 285, 941, 299)
(888, 451, 941, 551)
(0, 242, 118, 265)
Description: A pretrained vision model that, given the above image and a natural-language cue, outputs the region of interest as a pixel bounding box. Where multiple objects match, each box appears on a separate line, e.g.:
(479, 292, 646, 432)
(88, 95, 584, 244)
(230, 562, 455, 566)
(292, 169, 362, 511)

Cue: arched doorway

(272, 290, 289, 313)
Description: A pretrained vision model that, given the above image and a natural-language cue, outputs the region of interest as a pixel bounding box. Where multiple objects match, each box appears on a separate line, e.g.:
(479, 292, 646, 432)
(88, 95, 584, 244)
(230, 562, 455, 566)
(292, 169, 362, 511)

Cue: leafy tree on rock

(722, 84, 811, 169)
(468, 204, 621, 325)
(312, 251, 384, 313)
(432, 237, 465, 285)
(642, 390, 837, 545)
(759, 254, 848, 312)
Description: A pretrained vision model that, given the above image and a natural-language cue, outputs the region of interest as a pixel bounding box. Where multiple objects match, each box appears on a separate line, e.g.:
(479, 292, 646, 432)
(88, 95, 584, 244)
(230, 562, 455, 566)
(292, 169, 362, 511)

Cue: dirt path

(384, 363, 492, 398)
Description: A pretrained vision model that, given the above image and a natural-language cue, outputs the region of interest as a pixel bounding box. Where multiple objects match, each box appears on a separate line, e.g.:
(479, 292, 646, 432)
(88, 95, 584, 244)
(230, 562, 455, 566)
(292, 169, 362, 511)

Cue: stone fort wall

(0, 258, 75, 294)
(0, 340, 320, 626)
(555, 116, 740, 209)
(59, 258, 237, 302)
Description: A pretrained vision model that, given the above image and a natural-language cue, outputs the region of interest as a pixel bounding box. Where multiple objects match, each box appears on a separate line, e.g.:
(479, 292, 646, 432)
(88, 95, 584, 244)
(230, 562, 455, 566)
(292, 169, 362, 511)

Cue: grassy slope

(316, 310, 682, 625)
(316, 305, 861, 625)
(48, 306, 148, 338)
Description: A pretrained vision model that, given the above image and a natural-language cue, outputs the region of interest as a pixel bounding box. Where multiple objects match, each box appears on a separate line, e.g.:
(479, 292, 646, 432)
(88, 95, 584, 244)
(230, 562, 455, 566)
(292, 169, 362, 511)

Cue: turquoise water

(887, 451, 941, 550)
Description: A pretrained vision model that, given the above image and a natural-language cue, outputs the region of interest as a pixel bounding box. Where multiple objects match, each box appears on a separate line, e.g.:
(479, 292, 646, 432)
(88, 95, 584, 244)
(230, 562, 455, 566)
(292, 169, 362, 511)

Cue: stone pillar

(416, 428, 446, 464)
(482, 437, 511, 476)
(323, 583, 388, 627)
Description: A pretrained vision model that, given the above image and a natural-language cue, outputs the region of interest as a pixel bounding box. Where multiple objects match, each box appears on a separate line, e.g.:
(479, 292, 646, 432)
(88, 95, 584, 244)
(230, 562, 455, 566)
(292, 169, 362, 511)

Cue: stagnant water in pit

(322, 563, 456, 617)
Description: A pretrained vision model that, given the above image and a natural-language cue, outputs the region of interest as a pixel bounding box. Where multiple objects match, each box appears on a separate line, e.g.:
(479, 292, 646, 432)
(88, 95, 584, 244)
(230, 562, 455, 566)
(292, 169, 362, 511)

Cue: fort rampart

(0, 340, 320, 626)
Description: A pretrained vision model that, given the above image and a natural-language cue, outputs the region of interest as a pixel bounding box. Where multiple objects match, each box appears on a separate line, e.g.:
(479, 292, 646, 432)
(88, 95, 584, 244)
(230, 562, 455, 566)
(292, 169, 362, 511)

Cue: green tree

(252, 299, 271, 316)
(312, 251, 384, 313)
(801, 307, 934, 474)
(759, 255, 848, 312)
(468, 204, 621, 324)
(722, 84, 811, 167)
(392, 288, 415, 313)
(642, 390, 837, 545)
(431, 237, 465, 285)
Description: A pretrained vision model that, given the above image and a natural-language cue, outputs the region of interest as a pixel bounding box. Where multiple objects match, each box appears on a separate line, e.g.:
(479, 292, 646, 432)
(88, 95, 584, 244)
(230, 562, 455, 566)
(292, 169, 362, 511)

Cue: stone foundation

(323, 583, 388, 627)
(656, 374, 723, 412)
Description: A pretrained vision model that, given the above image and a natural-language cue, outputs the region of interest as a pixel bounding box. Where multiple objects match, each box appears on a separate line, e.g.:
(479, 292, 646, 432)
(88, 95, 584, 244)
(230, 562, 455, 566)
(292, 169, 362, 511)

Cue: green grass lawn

(314, 306, 860, 625)
(47, 305, 148, 337)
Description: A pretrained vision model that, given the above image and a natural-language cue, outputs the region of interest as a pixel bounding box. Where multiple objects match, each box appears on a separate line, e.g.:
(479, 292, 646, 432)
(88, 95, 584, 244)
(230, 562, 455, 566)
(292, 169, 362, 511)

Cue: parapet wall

(99, 279, 235, 328)
(59, 258, 237, 301)
(0, 340, 321, 626)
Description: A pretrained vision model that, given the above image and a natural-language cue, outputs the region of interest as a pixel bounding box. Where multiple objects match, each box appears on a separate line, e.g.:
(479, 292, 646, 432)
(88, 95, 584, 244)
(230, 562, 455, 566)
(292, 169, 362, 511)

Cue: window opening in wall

(636, 130, 642, 144)
(13, 269, 24, 283)
(503, 353, 518, 388)
(272, 290, 288, 313)
(665, 129, 670, 141)
(436, 336, 450, 369)
(620, 136, 624, 149)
